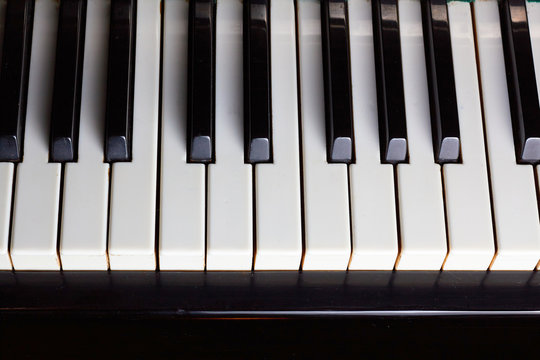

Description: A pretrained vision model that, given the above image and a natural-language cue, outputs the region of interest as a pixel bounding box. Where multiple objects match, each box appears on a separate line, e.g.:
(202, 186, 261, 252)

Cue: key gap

(293, 0, 306, 271)
(6, 163, 18, 270)
(470, 2, 498, 270)
(525, 273, 538, 288)
(534, 168, 540, 222)
(154, 0, 165, 272)
(204, 164, 208, 272)
(533, 166, 540, 270)
(55, 164, 66, 271)
(439, 165, 451, 270)
(392, 165, 402, 270)
(105, 166, 113, 271)
(251, 166, 257, 271)
(346, 164, 353, 270)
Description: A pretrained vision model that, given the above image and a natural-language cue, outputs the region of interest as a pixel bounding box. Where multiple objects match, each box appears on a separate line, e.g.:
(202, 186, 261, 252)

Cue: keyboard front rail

(1, 271, 539, 318)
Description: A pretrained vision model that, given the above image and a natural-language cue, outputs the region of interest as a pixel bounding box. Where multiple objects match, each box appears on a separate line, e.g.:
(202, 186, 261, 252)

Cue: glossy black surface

(0, 0, 35, 162)
(187, 0, 216, 163)
(104, 0, 136, 162)
(1, 271, 540, 315)
(2, 272, 539, 357)
(49, 0, 87, 163)
(372, 0, 408, 164)
(321, 0, 354, 163)
(421, 0, 460, 164)
(499, 0, 540, 164)
(244, 0, 272, 163)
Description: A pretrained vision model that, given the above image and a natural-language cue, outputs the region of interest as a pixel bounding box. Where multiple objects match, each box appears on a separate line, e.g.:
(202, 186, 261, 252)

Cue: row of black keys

(0, 0, 538, 165)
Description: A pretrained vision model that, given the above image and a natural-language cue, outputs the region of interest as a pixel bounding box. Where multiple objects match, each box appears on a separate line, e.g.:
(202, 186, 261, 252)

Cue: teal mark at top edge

(448, 0, 540, 2)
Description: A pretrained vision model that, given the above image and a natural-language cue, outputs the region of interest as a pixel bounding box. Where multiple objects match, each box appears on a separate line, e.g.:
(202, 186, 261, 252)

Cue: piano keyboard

(1, 0, 540, 272)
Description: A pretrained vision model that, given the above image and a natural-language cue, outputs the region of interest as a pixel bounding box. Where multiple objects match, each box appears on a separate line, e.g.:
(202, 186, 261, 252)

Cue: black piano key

(187, 0, 216, 163)
(244, 0, 272, 163)
(372, 0, 408, 164)
(499, 0, 540, 164)
(0, 0, 35, 162)
(49, 0, 87, 163)
(421, 0, 460, 164)
(104, 0, 136, 163)
(320, 0, 354, 164)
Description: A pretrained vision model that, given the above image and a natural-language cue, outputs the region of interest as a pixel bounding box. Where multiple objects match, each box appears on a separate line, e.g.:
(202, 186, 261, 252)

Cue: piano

(2, 0, 540, 341)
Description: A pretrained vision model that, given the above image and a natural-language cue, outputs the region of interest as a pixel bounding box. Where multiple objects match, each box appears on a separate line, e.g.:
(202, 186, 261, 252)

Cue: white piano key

(0, 163, 13, 270)
(159, 0, 205, 270)
(297, 0, 351, 270)
(0, 1, 12, 270)
(442, 2, 494, 270)
(10, 0, 62, 270)
(347, 0, 398, 270)
(528, 0, 540, 269)
(253, 0, 302, 270)
(59, 0, 110, 271)
(474, 1, 540, 270)
(530, 2, 540, 93)
(108, 0, 160, 270)
(395, 0, 447, 270)
(207, 0, 252, 270)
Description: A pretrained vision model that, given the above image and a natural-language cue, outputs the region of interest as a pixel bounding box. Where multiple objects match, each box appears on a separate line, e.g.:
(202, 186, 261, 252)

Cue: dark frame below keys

(1, 271, 540, 316)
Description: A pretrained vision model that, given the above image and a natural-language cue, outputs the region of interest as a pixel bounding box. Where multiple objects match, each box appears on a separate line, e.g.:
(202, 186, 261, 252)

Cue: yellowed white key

(108, 0, 161, 270)
(254, 0, 302, 270)
(474, 0, 540, 270)
(60, 0, 110, 270)
(347, 0, 398, 270)
(297, 0, 351, 270)
(442, 1, 495, 270)
(207, 0, 253, 270)
(395, 0, 447, 270)
(160, 0, 205, 270)
(10, 0, 62, 270)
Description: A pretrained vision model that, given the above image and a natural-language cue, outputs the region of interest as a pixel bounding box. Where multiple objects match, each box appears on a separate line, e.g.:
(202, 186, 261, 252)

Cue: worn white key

(160, 0, 205, 270)
(395, 0, 447, 270)
(207, 0, 252, 270)
(442, 2, 494, 270)
(347, 0, 398, 270)
(108, 0, 161, 270)
(10, 0, 61, 270)
(0, 1, 12, 270)
(297, 0, 351, 270)
(474, 1, 540, 270)
(60, 0, 110, 270)
(254, 0, 302, 270)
